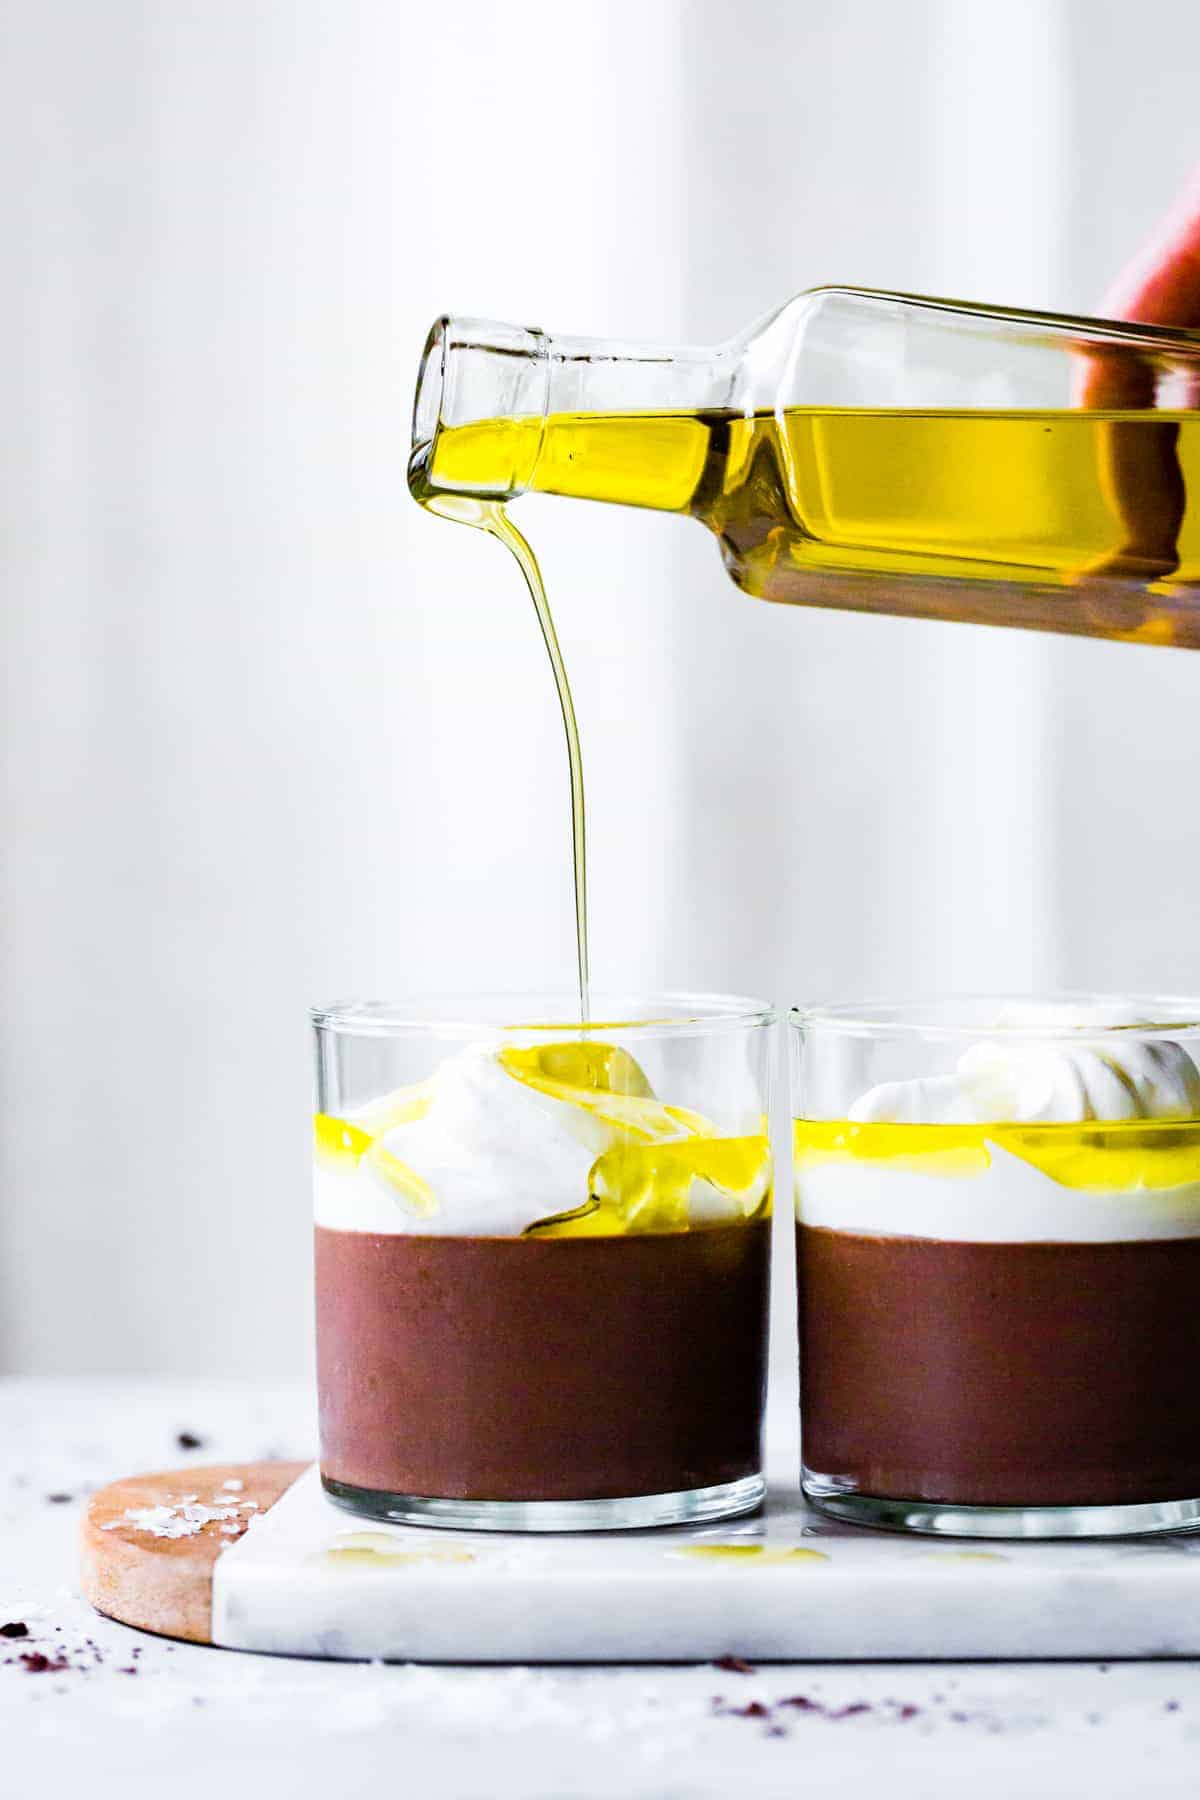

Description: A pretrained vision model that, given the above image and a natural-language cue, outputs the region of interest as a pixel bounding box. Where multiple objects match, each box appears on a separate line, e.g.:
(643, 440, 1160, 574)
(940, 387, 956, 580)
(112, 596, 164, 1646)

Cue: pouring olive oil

(406, 471, 590, 1017)
(410, 291, 1200, 1004)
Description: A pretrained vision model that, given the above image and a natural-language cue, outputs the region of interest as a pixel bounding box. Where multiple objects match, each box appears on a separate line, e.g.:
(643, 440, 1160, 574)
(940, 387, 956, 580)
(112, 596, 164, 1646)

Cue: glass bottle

(409, 288, 1200, 648)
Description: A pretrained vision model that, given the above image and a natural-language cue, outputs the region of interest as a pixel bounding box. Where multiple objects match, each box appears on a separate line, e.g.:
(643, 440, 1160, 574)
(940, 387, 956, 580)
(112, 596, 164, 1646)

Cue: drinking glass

(791, 995, 1200, 1537)
(313, 991, 774, 1530)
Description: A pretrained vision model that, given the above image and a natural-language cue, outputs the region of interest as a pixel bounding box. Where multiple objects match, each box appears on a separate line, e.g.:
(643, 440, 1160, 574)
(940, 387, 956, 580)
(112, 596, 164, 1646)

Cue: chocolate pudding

(798, 1224, 1200, 1506)
(792, 999, 1200, 1530)
(317, 1220, 769, 1502)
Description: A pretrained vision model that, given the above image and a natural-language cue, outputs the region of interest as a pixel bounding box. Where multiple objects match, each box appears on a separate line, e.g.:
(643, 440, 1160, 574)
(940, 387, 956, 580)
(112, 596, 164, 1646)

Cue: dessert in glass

(791, 996, 1200, 1537)
(313, 992, 773, 1530)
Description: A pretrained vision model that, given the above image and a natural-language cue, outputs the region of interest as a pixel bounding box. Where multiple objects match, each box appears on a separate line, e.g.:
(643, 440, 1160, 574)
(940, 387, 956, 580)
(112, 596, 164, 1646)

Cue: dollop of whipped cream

(850, 1002, 1200, 1126)
(378, 1046, 596, 1233)
(315, 1042, 768, 1236)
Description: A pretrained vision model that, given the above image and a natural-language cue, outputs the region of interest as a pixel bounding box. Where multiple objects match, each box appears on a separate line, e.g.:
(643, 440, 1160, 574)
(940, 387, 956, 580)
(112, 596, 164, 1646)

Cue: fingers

(1079, 163, 1200, 409)
(1085, 419, 1183, 583)
(1074, 165, 1200, 583)
(1101, 161, 1200, 328)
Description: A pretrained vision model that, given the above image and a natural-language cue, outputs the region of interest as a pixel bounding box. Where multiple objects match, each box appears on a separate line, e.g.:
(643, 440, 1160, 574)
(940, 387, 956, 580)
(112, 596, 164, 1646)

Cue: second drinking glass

(791, 996, 1200, 1537)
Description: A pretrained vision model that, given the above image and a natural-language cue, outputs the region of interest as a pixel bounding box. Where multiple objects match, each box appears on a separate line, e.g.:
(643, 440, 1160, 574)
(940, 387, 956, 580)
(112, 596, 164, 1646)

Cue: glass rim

(788, 992, 1200, 1041)
(311, 990, 776, 1041)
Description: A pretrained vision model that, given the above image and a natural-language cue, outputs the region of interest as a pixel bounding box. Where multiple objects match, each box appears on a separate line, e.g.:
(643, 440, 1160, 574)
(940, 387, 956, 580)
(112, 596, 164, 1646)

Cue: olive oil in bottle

(417, 405, 1200, 648)
(409, 291, 1200, 1005)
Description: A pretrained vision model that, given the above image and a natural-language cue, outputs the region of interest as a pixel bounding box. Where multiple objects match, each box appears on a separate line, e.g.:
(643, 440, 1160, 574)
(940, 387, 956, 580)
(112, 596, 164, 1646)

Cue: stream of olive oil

(407, 478, 590, 1017)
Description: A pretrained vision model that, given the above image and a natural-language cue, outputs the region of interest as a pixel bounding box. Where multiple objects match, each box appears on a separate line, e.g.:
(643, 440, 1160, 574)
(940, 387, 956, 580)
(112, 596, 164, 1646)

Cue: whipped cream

(850, 1003, 1200, 1126)
(798, 1004, 1200, 1243)
(798, 1149, 1200, 1242)
(315, 1043, 767, 1236)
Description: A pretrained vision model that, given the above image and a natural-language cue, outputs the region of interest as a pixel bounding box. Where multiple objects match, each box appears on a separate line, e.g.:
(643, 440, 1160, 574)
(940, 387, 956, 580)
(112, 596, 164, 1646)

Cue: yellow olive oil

(315, 1041, 773, 1237)
(793, 1116, 1200, 1191)
(416, 406, 1200, 647)
(408, 480, 590, 1017)
(410, 402, 1200, 1017)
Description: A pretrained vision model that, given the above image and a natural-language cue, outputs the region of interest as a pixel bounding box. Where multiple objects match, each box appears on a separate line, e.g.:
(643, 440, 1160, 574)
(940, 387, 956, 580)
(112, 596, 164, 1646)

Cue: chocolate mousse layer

(799, 1224, 1200, 1506)
(317, 1220, 769, 1501)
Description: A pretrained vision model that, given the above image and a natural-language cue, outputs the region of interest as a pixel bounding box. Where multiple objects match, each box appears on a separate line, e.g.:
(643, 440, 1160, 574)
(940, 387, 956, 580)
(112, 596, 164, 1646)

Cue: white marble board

(213, 1453, 1200, 1663)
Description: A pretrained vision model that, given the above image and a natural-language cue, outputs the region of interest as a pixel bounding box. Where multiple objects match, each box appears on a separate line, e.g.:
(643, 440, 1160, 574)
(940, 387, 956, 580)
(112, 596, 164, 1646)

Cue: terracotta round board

(80, 1461, 309, 1644)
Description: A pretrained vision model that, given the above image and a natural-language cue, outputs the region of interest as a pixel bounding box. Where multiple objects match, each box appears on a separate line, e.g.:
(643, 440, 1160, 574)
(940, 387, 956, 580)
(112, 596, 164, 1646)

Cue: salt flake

(100, 1499, 244, 1540)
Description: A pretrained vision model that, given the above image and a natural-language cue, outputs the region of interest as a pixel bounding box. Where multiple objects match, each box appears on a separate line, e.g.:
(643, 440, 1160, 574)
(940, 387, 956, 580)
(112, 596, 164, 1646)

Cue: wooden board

(80, 1461, 309, 1644)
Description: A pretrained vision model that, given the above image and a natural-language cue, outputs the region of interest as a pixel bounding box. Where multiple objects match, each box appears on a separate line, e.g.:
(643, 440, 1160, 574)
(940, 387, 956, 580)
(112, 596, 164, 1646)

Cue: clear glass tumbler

(790, 995, 1200, 1538)
(313, 992, 774, 1530)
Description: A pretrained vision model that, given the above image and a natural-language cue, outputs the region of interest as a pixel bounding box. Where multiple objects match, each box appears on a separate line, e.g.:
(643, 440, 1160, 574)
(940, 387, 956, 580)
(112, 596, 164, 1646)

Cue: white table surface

(5, 1377, 1200, 1799)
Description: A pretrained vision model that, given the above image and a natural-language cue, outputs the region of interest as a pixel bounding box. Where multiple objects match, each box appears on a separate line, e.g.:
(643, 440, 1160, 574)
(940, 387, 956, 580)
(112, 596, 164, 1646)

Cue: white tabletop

(5, 1376, 1200, 1799)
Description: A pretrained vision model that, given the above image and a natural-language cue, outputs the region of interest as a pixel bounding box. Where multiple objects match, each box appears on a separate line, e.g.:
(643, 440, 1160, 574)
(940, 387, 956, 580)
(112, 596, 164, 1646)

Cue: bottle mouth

(411, 316, 448, 457)
(408, 316, 552, 500)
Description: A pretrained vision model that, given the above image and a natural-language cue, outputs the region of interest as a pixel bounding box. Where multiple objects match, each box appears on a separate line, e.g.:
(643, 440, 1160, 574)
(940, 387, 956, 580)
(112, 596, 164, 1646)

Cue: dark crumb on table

(8, 1641, 118, 1676)
(18, 1651, 71, 1674)
(713, 1690, 924, 1733)
(176, 1431, 206, 1451)
(714, 1696, 774, 1721)
(45, 1492, 74, 1505)
(781, 1694, 922, 1724)
(0, 1622, 29, 1639)
(1166, 1700, 1181, 1712)
(713, 1654, 756, 1674)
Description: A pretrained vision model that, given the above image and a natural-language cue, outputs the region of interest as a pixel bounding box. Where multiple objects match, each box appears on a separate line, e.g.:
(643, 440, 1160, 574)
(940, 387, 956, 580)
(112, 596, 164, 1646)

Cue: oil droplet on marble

(922, 1550, 1009, 1564)
(671, 1544, 830, 1565)
(319, 1531, 474, 1568)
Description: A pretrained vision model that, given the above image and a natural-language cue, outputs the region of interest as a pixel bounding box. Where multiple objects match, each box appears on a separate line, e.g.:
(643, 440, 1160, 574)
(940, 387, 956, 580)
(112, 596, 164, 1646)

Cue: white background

(3, 0, 1198, 1374)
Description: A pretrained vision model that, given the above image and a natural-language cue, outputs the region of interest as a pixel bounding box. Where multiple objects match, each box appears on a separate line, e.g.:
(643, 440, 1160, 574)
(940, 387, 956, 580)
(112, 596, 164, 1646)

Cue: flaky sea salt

(221, 1479, 245, 1493)
(101, 1499, 246, 1540)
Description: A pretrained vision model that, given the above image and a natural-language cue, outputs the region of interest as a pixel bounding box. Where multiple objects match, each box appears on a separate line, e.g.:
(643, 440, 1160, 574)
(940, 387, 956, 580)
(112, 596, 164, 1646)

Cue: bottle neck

(410, 315, 725, 502)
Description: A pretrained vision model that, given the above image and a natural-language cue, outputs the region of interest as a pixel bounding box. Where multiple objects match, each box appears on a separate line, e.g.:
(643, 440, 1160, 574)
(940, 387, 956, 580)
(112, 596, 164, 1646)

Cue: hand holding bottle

(1080, 164, 1200, 580)
(1104, 164, 1200, 342)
